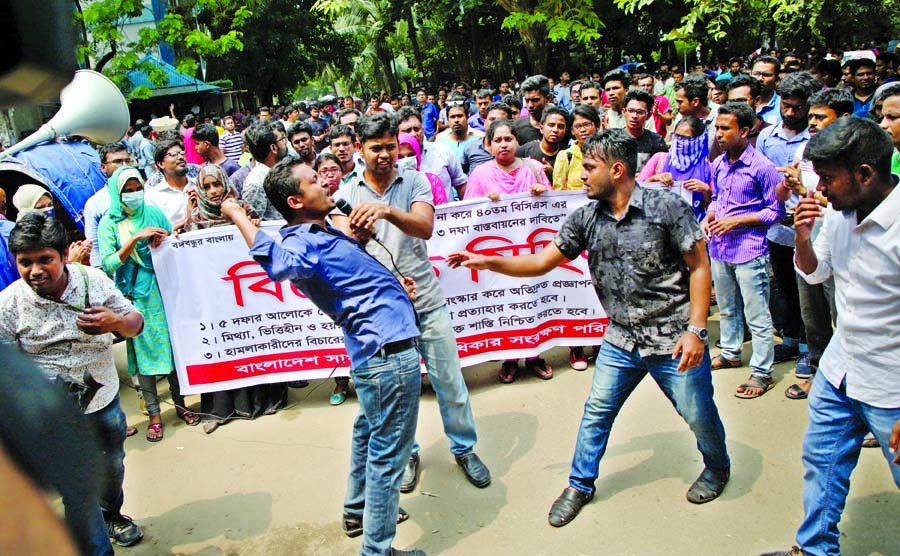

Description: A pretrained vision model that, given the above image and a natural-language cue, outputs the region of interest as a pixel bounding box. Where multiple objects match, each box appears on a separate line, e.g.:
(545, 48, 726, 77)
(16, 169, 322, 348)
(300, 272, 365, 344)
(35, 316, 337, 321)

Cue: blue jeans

(569, 342, 730, 495)
(412, 305, 478, 458)
(68, 396, 127, 556)
(796, 376, 900, 556)
(343, 346, 421, 556)
(711, 255, 775, 378)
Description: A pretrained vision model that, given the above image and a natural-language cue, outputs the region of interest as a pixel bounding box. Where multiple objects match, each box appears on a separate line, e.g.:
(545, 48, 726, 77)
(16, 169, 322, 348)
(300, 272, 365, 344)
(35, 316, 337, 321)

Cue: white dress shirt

(796, 182, 900, 408)
(145, 177, 195, 226)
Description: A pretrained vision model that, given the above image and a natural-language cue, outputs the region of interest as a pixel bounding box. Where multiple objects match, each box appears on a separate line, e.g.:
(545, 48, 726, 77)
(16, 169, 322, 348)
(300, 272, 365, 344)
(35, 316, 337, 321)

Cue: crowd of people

(0, 43, 899, 556)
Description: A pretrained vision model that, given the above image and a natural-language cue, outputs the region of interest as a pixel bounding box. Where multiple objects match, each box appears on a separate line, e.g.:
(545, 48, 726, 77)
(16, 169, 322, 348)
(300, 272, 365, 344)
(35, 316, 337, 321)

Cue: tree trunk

(518, 22, 548, 75)
(406, 7, 426, 85)
(376, 41, 399, 92)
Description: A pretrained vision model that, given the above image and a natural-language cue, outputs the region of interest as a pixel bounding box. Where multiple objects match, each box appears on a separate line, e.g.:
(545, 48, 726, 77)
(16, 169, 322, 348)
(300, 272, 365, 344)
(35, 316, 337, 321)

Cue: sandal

(784, 382, 809, 400)
(711, 355, 741, 370)
(342, 507, 409, 538)
(735, 374, 774, 399)
(126, 426, 138, 438)
(548, 487, 593, 527)
(526, 357, 553, 380)
(499, 360, 518, 384)
(146, 422, 163, 442)
(177, 408, 201, 426)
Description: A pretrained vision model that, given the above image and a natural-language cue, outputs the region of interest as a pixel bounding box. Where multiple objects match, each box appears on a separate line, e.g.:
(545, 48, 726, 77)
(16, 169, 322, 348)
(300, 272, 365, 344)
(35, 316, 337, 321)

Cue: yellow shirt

(552, 144, 585, 190)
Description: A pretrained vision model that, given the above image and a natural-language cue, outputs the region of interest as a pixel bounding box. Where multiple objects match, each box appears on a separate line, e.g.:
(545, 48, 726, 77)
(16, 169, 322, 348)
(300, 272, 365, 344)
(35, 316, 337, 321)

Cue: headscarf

(13, 184, 51, 214)
(398, 133, 422, 170)
(194, 164, 240, 224)
(662, 131, 713, 222)
(107, 166, 152, 267)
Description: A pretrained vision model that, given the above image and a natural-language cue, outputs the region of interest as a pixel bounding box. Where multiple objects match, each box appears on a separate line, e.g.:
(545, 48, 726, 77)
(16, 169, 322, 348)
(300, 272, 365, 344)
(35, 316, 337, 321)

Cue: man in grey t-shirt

(332, 113, 491, 496)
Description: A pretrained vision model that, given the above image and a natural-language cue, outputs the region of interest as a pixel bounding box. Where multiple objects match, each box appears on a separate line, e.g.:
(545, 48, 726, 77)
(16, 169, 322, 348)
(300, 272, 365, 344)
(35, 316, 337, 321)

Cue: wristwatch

(687, 325, 708, 345)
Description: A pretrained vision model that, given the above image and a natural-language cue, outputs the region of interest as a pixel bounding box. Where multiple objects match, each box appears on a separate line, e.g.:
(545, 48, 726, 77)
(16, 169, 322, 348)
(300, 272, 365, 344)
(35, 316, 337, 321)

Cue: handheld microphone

(335, 198, 377, 241)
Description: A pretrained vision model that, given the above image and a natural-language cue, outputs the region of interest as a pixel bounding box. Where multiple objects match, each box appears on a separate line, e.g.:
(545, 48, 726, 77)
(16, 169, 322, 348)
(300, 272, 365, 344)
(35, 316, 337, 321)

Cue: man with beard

(756, 72, 820, 366)
(578, 81, 604, 117)
(146, 138, 195, 229)
(513, 75, 552, 144)
(447, 129, 730, 527)
(287, 122, 316, 166)
(242, 121, 289, 221)
(751, 56, 782, 125)
(516, 105, 570, 182)
(436, 96, 483, 159)
(847, 57, 878, 117)
(602, 70, 630, 129)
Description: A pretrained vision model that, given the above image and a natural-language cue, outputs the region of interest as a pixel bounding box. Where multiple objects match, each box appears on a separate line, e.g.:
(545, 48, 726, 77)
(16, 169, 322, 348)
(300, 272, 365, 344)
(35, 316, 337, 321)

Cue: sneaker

(794, 353, 815, 379)
(773, 343, 800, 364)
(569, 347, 588, 371)
(107, 514, 143, 547)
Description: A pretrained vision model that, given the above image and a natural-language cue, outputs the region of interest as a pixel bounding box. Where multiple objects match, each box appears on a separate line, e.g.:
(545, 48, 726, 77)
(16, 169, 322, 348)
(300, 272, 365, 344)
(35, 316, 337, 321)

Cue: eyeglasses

(107, 157, 135, 165)
(165, 151, 185, 159)
(319, 167, 341, 175)
(625, 108, 648, 116)
(751, 71, 775, 78)
(572, 122, 595, 131)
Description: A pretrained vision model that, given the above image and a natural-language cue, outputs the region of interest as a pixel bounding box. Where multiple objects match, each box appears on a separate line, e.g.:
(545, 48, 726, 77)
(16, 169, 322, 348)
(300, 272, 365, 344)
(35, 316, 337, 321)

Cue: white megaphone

(0, 69, 129, 160)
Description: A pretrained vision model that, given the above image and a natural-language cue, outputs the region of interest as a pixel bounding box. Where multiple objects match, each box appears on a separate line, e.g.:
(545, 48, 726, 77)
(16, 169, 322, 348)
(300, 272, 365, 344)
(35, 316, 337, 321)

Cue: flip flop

(526, 358, 553, 380)
(499, 361, 518, 384)
(146, 422, 163, 442)
(711, 355, 741, 370)
(735, 375, 774, 399)
(177, 408, 201, 426)
(330, 390, 348, 406)
(784, 383, 809, 400)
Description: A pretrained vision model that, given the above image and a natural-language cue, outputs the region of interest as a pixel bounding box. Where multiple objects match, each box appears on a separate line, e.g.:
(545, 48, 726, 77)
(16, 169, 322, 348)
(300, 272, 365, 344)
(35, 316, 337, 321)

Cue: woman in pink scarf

(461, 119, 553, 383)
(397, 133, 448, 205)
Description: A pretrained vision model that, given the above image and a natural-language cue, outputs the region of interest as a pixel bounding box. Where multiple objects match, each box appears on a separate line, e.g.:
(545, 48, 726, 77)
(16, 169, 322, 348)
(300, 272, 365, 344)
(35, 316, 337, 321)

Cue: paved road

(115, 317, 899, 556)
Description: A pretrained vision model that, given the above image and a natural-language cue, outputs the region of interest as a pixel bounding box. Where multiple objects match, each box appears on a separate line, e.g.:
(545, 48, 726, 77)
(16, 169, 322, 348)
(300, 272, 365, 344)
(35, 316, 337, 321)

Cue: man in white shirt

(145, 138, 195, 229)
(762, 117, 900, 556)
(242, 121, 288, 221)
(84, 143, 133, 267)
(397, 106, 467, 200)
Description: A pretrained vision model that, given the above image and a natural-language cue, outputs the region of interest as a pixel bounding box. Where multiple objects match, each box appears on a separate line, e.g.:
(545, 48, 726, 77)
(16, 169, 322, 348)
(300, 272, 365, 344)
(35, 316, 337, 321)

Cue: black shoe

(774, 344, 800, 364)
(686, 467, 729, 504)
(548, 487, 593, 527)
(287, 380, 309, 388)
(400, 454, 420, 493)
(107, 514, 143, 547)
(391, 548, 426, 556)
(455, 453, 491, 488)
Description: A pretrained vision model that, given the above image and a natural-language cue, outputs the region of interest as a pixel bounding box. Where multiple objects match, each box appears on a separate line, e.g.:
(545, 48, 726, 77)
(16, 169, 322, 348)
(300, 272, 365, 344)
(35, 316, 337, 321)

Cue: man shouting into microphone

(221, 158, 426, 556)
(448, 129, 730, 527)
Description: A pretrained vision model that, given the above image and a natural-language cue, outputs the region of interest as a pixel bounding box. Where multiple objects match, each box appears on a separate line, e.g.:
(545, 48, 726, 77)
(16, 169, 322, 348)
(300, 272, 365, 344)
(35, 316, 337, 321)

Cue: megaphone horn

(0, 70, 130, 160)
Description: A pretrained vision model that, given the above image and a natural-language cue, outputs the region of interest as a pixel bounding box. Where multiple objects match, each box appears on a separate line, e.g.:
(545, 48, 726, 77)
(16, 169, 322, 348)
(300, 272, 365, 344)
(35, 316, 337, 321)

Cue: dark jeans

(796, 274, 836, 368)
(768, 240, 805, 345)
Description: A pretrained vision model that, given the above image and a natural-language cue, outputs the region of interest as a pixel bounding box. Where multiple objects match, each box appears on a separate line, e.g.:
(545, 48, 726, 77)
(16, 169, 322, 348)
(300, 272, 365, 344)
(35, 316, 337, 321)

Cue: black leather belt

(380, 337, 417, 357)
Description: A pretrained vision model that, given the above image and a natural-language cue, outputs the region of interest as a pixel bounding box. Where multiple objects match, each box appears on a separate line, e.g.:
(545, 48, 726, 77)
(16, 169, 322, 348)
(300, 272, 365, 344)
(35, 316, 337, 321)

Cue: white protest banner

(152, 190, 607, 395)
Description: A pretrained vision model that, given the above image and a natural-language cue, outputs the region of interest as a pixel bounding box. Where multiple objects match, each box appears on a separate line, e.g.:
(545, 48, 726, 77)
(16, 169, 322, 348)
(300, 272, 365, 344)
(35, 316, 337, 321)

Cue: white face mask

(121, 191, 144, 211)
(397, 156, 417, 172)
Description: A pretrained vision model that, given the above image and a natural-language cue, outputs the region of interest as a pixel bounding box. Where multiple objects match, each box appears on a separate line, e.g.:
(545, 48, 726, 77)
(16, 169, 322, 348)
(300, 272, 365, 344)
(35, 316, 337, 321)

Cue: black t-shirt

(515, 140, 560, 182)
(512, 118, 542, 145)
(633, 130, 667, 173)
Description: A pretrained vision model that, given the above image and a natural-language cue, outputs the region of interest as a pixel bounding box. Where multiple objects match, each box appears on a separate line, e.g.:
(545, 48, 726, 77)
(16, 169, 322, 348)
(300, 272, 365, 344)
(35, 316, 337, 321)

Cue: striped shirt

(220, 130, 243, 163)
(708, 143, 783, 264)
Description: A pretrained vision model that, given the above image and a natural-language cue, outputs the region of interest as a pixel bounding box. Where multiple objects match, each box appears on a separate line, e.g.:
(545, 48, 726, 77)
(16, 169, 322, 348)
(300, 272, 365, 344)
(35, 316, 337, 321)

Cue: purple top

(708, 143, 783, 264)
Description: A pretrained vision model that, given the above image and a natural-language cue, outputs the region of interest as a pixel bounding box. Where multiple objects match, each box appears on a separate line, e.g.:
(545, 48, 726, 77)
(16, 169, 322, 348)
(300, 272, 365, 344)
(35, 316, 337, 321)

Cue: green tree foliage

(74, 0, 250, 99)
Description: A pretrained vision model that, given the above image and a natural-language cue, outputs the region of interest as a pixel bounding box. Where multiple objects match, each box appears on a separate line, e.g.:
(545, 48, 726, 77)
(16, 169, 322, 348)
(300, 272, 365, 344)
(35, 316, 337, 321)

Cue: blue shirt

(757, 124, 809, 246)
(0, 220, 17, 293)
(250, 223, 419, 370)
(422, 102, 440, 138)
(757, 92, 782, 126)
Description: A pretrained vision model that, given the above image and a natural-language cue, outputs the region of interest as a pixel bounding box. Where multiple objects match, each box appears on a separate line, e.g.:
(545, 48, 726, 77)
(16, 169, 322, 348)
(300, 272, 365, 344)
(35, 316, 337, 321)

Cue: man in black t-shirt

(515, 105, 570, 182)
(623, 88, 667, 173)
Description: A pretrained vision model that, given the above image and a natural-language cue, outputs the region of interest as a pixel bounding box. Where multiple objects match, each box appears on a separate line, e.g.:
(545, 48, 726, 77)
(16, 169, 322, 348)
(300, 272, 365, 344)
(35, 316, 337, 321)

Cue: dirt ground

(113, 313, 899, 556)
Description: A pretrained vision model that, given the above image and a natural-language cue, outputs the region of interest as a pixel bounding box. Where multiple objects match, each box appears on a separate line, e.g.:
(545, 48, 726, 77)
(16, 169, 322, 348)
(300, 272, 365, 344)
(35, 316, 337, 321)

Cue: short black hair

(602, 70, 630, 90)
(847, 58, 876, 76)
(329, 124, 357, 143)
(676, 74, 710, 107)
(753, 55, 782, 75)
(262, 157, 304, 219)
(183, 113, 196, 128)
(193, 123, 219, 146)
(153, 138, 184, 165)
(313, 152, 341, 173)
(287, 121, 313, 140)
(99, 142, 128, 164)
(717, 102, 756, 131)
(541, 105, 569, 125)
(674, 115, 706, 138)
(333, 107, 362, 126)
(571, 104, 601, 126)
(396, 105, 422, 125)
(521, 75, 550, 97)
(727, 75, 762, 99)
(580, 80, 602, 94)
(623, 88, 655, 112)
(778, 71, 822, 102)
(806, 116, 892, 178)
(9, 212, 67, 257)
(581, 128, 638, 178)
(808, 88, 854, 116)
(245, 121, 280, 161)
(485, 102, 511, 119)
(485, 118, 517, 143)
(356, 112, 398, 144)
(475, 89, 493, 100)
(501, 94, 521, 110)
